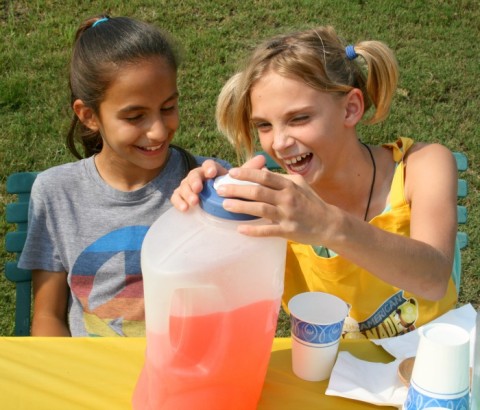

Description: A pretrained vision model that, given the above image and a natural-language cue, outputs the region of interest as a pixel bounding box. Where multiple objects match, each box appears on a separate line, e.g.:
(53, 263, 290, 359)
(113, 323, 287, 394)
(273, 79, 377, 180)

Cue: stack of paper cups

(403, 323, 470, 410)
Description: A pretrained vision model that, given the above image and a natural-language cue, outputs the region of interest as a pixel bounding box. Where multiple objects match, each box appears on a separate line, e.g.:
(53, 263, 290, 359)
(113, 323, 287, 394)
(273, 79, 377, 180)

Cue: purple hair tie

(345, 45, 358, 60)
(92, 17, 109, 28)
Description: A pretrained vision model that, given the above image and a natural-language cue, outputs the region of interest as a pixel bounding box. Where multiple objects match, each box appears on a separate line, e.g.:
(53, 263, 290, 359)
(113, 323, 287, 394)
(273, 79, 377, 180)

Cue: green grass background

(1, 0, 478, 336)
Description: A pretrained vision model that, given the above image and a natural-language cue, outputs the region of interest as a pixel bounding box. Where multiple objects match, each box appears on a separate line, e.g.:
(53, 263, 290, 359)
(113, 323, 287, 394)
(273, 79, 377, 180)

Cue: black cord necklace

(322, 142, 376, 258)
(361, 142, 376, 221)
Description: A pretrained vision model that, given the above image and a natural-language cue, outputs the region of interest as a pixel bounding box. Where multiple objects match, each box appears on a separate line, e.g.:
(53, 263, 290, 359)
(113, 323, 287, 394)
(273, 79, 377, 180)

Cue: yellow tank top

(283, 137, 458, 339)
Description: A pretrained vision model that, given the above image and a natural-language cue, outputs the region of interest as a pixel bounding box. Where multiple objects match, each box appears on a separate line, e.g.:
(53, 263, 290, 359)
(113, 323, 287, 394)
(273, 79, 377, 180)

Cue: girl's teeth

(285, 153, 309, 165)
(142, 145, 161, 151)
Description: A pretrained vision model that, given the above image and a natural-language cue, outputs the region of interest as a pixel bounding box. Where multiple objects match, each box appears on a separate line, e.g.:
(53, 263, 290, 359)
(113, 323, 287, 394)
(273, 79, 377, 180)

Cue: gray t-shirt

(18, 148, 229, 336)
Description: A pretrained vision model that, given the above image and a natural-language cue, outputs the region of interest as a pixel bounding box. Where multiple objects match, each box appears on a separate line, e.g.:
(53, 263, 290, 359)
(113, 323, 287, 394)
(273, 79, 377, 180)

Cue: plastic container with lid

(132, 175, 287, 410)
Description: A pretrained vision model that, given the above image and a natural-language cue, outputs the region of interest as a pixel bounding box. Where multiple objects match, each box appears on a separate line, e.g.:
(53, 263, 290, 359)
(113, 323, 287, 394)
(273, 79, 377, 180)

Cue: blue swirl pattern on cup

(403, 380, 470, 410)
(291, 316, 344, 344)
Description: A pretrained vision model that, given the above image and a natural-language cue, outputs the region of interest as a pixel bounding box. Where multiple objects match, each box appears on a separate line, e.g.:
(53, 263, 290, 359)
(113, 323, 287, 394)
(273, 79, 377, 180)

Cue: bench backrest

(5, 172, 39, 336)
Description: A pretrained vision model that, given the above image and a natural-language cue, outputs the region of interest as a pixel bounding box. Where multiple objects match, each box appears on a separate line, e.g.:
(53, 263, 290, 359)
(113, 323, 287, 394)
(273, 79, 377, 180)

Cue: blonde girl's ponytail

(350, 40, 399, 124)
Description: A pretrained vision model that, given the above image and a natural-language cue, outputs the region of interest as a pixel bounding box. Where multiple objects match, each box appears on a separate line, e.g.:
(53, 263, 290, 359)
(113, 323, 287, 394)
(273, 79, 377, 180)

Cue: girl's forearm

(327, 213, 453, 300)
(31, 314, 71, 337)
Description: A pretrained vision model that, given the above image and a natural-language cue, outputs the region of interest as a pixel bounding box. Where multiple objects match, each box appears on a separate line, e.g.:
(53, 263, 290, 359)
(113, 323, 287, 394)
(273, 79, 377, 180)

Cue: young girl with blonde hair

(172, 25, 459, 339)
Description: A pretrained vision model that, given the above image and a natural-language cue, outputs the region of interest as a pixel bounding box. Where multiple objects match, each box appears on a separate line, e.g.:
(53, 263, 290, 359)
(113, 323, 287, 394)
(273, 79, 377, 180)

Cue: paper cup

(288, 292, 349, 381)
(403, 323, 470, 410)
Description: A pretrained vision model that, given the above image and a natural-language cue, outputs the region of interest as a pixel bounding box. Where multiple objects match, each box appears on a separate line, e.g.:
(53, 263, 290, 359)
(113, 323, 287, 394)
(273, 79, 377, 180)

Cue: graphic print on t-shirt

(343, 290, 419, 339)
(70, 226, 149, 336)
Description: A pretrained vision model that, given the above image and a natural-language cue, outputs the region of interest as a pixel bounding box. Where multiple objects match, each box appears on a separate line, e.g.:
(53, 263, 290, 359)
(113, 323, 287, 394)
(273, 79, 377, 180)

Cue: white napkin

(327, 352, 408, 407)
(325, 304, 477, 408)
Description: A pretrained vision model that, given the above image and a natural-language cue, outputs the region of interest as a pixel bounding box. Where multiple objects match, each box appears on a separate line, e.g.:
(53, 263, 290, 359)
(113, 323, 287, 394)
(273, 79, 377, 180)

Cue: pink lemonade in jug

(132, 176, 286, 410)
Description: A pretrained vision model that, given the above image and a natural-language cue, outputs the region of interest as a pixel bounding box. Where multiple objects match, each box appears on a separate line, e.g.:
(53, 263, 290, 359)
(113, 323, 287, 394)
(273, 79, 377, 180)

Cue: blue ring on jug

(199, 179, 259, 221)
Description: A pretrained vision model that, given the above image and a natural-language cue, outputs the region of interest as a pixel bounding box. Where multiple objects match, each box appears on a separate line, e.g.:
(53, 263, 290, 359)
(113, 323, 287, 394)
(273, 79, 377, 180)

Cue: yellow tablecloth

(0, 337, 396, 409)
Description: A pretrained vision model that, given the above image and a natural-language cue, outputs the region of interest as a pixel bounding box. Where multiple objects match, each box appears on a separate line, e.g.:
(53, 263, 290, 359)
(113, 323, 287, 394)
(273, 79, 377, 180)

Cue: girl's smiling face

(250, 70, 351, 186)
(86, 56, 179, 181)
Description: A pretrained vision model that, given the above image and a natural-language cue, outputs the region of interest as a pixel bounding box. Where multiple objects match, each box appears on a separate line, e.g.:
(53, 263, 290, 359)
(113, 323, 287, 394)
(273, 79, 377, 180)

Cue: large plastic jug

(132, 175, 287, 410)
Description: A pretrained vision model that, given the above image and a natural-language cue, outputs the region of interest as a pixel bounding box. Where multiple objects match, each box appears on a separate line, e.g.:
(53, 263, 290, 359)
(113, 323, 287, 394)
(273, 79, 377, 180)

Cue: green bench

(5, 172, 39, 336)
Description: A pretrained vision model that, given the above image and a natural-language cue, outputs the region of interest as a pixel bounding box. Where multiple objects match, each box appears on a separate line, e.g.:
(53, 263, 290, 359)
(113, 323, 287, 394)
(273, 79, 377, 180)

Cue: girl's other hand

(171, 159, 224, 211)
(171, 155, 267, 211)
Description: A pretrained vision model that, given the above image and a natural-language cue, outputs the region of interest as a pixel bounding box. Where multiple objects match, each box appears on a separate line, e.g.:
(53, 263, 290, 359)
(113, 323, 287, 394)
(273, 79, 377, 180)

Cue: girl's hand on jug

(171, 160, 225, 211)
(171, 155, 266, 211)
(219, 167, 331, 244)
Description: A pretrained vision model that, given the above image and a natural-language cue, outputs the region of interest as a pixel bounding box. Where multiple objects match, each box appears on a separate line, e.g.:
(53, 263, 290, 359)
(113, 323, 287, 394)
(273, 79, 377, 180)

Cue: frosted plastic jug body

(132, 178, 287, 409)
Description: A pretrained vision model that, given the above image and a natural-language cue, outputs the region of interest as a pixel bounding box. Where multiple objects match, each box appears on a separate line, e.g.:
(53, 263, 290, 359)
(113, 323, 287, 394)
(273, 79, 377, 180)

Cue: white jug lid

(199, 175, 259, 221)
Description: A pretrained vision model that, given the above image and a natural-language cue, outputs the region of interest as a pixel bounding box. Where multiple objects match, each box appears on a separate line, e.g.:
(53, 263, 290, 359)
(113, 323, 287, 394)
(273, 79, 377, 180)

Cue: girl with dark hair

(18, 15, 228, 337)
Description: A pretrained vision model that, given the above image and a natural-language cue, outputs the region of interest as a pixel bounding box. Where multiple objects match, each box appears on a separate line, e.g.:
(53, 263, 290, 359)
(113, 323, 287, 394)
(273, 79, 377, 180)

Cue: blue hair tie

(92, 17, 109, 28)
(345, 45, 358, 61)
